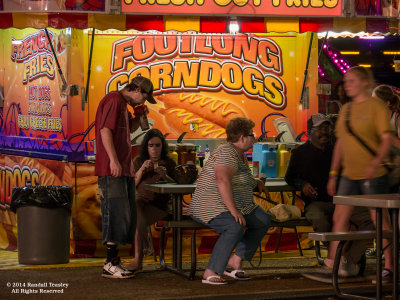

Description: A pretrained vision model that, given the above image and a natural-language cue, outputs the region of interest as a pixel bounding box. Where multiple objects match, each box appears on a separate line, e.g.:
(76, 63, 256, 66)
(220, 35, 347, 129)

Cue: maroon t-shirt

(95, 91, 134, 177)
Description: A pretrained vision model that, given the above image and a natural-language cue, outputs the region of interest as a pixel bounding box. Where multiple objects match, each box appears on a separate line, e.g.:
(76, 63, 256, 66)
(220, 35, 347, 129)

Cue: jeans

(98, 176, 136, 245)
(336, 175, 388, 264)
(337, 175, 389, 196)
(193, 206, 271, 274)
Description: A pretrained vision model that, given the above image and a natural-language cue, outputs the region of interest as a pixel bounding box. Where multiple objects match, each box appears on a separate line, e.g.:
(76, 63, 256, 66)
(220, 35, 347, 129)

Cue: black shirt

(285, 141, 333, 207)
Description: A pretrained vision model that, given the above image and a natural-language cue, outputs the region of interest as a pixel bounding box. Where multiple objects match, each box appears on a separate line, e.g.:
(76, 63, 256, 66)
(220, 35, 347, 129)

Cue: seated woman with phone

(126, 129, 176, 271)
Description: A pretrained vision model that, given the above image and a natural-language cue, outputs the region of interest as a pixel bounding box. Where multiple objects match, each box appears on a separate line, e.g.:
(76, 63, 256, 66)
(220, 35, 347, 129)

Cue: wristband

(329, 174, 338, 180)
(329, 170, 338, 176)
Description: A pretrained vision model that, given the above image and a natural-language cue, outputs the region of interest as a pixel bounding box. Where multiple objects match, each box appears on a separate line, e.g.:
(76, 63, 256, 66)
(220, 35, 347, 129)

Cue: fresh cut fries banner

(122, 0, 342, 16)
(88, 30, 318, 140)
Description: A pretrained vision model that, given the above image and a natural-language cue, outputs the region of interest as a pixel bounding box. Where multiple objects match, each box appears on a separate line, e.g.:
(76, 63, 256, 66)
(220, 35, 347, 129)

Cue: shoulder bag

(344, 104, 400, 188)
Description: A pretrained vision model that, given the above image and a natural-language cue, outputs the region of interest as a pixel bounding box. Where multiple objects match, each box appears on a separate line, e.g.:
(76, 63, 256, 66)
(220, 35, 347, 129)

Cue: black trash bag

(10, 185, 73, 213)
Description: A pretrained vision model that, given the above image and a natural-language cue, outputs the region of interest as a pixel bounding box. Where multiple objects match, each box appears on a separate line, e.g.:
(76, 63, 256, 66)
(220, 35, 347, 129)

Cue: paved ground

(0, 250, 394, 299)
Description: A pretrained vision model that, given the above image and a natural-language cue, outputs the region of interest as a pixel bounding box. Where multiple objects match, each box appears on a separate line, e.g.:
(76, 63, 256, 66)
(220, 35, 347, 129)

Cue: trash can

(10, 185, 73, 265)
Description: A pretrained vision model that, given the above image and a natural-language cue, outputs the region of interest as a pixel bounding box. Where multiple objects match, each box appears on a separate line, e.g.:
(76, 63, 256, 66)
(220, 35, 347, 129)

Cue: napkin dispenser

(272, 117, 297, 143)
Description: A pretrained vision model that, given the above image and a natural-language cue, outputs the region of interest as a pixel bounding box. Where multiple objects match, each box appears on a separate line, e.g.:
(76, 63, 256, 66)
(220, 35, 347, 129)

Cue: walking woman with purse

(326, 66, 394, 282)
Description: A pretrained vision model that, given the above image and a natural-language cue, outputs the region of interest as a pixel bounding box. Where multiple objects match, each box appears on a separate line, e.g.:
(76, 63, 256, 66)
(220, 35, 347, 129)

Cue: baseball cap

(307, 113, 331, 131)
(129, 76, 156, 104)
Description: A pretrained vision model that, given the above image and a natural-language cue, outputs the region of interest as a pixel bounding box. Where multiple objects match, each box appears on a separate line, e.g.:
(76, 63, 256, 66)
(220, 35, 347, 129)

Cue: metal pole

(299, 32, 314, 104)
(85, 28, 96, 104)
(44, 28, 67, 87)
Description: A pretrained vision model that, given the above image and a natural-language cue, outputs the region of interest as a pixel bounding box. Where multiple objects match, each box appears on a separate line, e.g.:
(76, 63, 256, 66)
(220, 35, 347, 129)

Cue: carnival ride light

(320, 43, 353, 76)
(360, 36, 385, 40)
(340, 51, 360, 55)
(229, 17, 239, 34)
(383, 51, 400, 55)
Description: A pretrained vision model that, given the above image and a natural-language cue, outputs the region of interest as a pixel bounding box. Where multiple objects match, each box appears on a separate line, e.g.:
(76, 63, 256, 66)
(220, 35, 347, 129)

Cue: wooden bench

(308, 230, 392, 299)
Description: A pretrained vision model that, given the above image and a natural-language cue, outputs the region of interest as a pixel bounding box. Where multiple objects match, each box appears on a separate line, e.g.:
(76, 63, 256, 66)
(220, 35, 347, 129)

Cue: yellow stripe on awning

(333, 17, 366, 33)
(265, 18, 299, 33)
(13, 13, 48, 29)
(88, 13, 126, 31)
(164, 16, 200, 32)
(389, 19, 399, 33)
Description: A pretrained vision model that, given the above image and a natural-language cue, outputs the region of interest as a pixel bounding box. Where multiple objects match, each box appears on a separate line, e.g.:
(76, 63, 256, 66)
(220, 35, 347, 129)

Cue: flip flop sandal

(202, 275, 227, 285)
(223, 269, 250, 280)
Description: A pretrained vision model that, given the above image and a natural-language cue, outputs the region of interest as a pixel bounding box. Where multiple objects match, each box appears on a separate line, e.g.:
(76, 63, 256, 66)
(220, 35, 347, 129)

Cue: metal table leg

(162, 193, 194, 280)
(376, 208, 382, 300)
(392, 209, 399, 299)
(176, 194, 183, 270)
(172, 194, 178, 268)
(332, 241, 373, 300)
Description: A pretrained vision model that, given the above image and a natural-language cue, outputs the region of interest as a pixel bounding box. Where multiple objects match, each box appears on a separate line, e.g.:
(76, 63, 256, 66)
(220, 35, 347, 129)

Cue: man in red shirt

(95, 76, 156, 279)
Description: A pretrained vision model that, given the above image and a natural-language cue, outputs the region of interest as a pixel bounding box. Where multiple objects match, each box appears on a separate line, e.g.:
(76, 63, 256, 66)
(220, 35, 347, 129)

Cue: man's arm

(285, 149, 317, 199)
(365, 131, 393, 179)
(129, 112, 141, 133)
(285, 150, 307, 189)
(100, 127, 122, 177)
(327, 138, 343, 196)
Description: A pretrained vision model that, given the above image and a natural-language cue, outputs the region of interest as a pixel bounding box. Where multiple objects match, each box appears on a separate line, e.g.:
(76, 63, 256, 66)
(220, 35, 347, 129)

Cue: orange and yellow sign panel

(3, 29, 67, 144)
(87, 30, 318, 140)
(122, 0, 342, 16)
(1, 28, 90, 160)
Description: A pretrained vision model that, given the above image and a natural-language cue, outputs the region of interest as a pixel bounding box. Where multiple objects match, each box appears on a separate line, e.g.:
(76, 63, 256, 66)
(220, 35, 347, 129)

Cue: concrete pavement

(0, 249, 393, 299)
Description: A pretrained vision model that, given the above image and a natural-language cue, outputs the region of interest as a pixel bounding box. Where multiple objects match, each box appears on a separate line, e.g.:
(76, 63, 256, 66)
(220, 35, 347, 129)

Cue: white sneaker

(338, 256, 360, 277)
(102, 258, 135, 279)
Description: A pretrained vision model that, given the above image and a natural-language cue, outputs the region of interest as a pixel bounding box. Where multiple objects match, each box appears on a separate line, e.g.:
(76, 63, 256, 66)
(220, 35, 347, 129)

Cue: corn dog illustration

(154, 93, 247, 138)
(160, 108, 226, 138)
(158, 93, 247, 128)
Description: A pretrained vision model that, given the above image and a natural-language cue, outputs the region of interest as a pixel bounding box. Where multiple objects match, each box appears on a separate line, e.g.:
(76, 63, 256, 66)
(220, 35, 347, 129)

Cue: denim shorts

(98, 176, 136, 245)
(337, 175, 389, 197)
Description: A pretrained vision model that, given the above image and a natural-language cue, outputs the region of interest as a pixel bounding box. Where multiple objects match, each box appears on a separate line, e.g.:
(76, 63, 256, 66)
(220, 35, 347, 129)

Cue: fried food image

(71, 164, 102, 240)
(156, 93, 247, 138)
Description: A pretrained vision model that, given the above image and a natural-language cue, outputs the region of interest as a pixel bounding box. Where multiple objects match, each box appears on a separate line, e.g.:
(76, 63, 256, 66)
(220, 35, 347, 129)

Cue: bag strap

(345, 104, 377, 156)
(345, 104, 391, 172)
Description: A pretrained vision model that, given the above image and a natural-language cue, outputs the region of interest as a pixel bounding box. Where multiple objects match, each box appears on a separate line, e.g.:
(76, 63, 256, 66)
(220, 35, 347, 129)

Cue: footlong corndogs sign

(95, 31, 318, 139)
(108, 33, 285, 109)
(122, 0, 342, 16)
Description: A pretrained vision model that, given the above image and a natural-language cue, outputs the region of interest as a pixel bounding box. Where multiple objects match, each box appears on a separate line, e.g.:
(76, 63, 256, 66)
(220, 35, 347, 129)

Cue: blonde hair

(347, 66, 375, 92)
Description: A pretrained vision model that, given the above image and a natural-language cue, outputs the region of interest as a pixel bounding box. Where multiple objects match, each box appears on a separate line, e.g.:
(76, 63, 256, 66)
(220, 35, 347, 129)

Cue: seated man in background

(285, 113, 373, 277)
